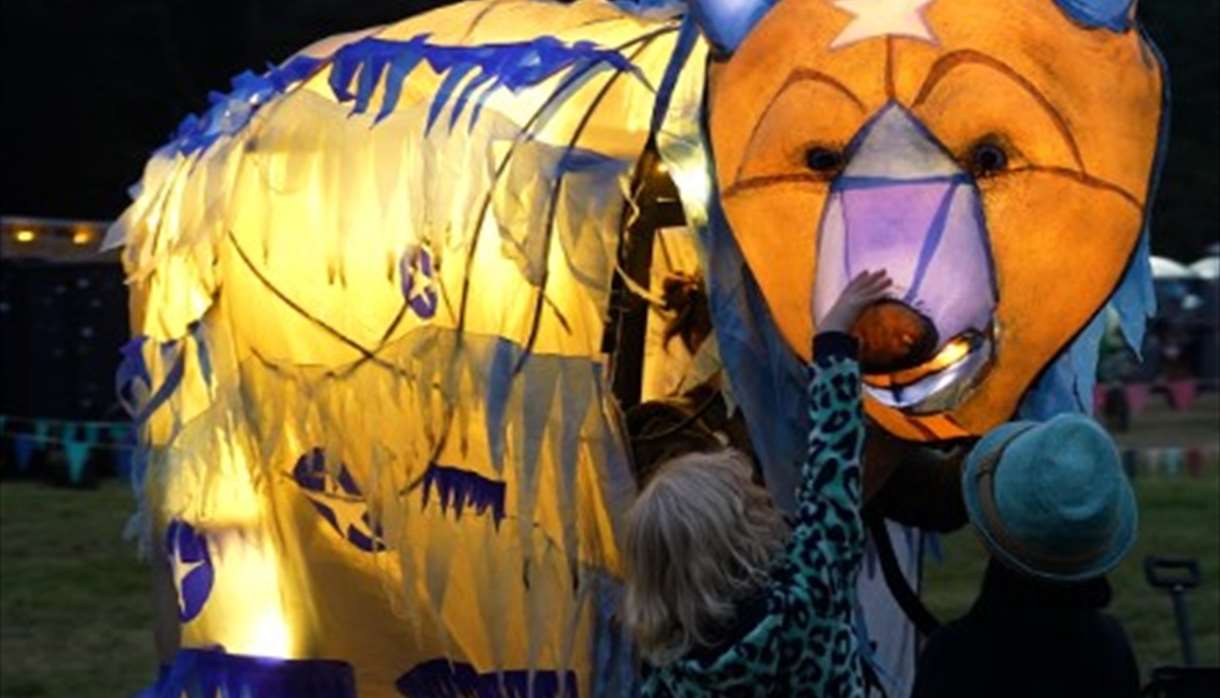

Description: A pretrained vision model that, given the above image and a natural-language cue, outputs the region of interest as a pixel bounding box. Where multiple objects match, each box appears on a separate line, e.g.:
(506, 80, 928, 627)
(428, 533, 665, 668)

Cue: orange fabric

(708, 0, 1163, 440)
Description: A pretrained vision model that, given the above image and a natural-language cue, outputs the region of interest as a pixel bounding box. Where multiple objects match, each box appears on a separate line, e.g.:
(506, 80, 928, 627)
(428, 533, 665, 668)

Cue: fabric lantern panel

(111, 0, 1167, 695)
(113, 2, 683, 695)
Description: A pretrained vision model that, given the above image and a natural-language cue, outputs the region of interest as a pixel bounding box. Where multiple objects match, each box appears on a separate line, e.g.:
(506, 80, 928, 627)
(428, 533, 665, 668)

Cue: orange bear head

(690, 0, 1165, 440)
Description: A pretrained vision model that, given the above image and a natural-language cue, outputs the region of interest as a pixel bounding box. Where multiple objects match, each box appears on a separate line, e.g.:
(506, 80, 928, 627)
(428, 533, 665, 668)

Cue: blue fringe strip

(156, 33, 648, 159)
(328, 34, 648, 132)
(169, 55, 323, 156)
(395, 659, 578, 698)
(420, 463, 507, 528)
(141, 649, 356, 698)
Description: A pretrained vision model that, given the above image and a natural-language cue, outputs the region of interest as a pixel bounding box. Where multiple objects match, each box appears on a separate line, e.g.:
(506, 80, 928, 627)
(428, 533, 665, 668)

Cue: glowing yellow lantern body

(110, 0, 1166, 694)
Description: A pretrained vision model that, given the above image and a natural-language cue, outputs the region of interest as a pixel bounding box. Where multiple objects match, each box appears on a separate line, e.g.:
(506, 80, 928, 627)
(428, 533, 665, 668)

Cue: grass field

(1, 397, 1217, 697)
(0, 481, 153, 697)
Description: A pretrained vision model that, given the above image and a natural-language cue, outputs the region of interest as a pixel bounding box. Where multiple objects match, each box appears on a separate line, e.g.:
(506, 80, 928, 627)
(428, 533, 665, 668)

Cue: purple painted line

(903, 182, 959, 305)
(835, 173, 969, 191)
(840, 195, 853, 280)
(967, 190, 1000, 300)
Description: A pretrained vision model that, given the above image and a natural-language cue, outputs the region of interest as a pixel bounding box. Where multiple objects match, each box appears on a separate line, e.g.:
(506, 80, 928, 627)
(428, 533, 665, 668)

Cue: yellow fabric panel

(116, 1, 684, 695)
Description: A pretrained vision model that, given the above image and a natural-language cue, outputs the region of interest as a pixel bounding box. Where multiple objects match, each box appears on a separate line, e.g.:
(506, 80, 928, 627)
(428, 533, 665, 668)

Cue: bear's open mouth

(862, 328, 994, 414)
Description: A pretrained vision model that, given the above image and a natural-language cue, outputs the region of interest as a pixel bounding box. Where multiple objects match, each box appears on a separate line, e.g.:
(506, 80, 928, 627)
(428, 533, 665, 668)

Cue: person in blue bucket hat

(911, 413, 1141, 698)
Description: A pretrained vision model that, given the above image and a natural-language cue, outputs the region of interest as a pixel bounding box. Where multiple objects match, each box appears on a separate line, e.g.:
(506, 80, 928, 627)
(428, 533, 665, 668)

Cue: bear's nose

(850, 300, 940, 373)
(811, 104, 998, 382)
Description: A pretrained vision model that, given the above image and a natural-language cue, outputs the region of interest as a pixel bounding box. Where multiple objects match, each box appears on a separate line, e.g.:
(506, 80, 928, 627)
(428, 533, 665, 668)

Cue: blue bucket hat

(962, 413, 1137, 583)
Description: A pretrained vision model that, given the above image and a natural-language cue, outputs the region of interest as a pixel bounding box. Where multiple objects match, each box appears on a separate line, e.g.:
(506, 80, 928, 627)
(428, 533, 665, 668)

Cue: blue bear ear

(688, 0, 776, 54)
(1053, 0, 1137, 32)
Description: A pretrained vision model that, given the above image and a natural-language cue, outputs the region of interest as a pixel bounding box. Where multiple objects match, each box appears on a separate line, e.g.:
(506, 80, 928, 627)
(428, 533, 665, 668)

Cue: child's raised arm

(789, 270, 890, 573)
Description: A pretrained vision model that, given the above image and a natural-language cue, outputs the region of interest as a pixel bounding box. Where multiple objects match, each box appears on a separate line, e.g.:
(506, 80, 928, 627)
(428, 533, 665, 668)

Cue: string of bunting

(1119, 445, 1219, 480)
(0, 414, 137, 485)
(3, 414, 1213, 485)
(1093, 378, 1212, 414)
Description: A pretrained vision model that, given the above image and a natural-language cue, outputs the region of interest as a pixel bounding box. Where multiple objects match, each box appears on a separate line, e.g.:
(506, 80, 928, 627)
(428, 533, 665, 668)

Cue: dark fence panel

(0, 260, 129, 421)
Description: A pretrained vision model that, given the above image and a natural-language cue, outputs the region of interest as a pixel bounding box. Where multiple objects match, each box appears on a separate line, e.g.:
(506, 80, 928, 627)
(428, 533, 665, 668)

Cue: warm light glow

(14, 229, 36, 243)
(228, 538, 292, 656)
(248, 604, 294, 657)
(72, 229, 94, 245)
(168, 450, 298, 658)
(654, 160, 668, 175)
(193, 527, 297, 658)
(864, 335, 975, 388)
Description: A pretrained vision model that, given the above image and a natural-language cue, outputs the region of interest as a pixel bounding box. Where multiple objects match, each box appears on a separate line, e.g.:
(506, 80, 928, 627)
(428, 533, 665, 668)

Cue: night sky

(2, 1, 1216, 258)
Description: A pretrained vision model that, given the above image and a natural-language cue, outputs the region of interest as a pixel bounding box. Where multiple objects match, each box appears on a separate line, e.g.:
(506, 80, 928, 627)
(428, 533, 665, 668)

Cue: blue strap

(155, 649, 356, 698)
(649, 15, 700, 136)
(132, 344, 186, 426)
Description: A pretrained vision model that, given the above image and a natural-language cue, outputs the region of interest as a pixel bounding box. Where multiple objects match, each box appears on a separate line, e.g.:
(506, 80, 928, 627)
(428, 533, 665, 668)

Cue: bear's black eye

(969, 141, 1008, 177)
(805, 146, 845, 175)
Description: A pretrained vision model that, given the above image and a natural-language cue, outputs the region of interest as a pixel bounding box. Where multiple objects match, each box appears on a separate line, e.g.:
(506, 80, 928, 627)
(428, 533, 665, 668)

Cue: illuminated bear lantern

(112, 0, 1164, 695)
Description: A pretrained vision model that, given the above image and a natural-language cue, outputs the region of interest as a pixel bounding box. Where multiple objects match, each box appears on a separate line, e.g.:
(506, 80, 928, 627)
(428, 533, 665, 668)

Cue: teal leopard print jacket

(640, 332, 866, 697)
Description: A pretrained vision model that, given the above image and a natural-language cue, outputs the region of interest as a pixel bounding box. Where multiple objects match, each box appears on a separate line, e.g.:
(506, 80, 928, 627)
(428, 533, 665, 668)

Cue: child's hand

(818, 270, 892, 334)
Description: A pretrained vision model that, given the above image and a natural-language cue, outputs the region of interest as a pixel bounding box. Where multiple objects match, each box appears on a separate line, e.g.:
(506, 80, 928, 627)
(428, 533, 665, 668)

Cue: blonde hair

(622, 449, 789, 665)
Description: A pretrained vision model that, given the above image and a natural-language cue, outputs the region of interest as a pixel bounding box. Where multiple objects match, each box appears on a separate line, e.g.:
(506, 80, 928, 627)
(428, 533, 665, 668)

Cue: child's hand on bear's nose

(818, 269, 892, 334)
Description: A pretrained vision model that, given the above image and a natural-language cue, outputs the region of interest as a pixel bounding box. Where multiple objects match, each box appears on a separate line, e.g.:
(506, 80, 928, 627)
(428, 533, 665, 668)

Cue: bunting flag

(1127, 383, 1153, 415)
(63, 440, 94, 485)
(12, 435, 38, 474)
(1186, 448, 1206, 478)
(1165, 379, 1199, 411)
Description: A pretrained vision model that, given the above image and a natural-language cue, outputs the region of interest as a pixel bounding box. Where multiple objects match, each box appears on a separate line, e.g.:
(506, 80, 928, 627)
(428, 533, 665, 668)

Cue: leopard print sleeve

(636, 332, 868, 697)
(789, 329, 867, 581)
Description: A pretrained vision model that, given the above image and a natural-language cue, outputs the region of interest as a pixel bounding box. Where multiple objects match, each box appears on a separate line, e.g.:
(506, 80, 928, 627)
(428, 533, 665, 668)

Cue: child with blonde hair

(623, 270, 891, 696)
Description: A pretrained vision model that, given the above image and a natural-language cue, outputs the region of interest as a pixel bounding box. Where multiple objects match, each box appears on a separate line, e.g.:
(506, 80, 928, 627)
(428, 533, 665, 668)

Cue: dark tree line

(2, 0, 1216, 259)
(1139, 1, 1220, 260)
